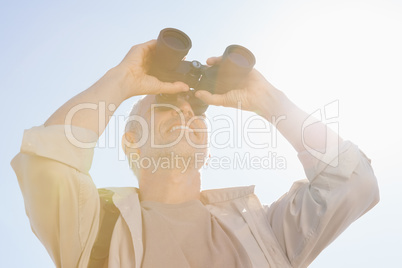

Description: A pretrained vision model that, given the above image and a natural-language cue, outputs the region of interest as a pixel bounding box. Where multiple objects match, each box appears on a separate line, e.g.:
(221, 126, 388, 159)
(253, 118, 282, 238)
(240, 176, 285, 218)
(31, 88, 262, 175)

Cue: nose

(175, 95, 195, 118)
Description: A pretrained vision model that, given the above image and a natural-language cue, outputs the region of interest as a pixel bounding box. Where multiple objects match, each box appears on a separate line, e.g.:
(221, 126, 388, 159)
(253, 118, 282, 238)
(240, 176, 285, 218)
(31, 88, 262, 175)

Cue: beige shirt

(141, 200, 252, 268)
(11, 125, 380, 267)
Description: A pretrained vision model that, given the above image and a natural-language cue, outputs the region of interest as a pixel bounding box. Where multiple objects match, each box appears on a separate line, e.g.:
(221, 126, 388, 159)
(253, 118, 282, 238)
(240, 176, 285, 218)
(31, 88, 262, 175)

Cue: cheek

(192, 126, 210, 146)
(148, 115, 165, 138)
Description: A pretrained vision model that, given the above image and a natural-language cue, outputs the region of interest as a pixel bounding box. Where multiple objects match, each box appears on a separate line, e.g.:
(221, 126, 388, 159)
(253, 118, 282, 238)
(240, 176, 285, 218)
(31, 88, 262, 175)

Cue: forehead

(137, 95, 157, 116)
(134, 93, 208, 118)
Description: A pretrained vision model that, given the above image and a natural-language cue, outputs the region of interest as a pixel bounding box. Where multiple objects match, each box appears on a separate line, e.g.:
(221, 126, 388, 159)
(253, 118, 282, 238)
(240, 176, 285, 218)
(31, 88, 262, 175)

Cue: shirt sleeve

(11, 125, 101, 268)
(264, 141, 380, 268)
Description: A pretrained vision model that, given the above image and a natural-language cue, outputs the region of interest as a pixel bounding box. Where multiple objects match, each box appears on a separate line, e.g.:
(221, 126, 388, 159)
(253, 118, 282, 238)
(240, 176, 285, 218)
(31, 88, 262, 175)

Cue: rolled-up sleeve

(265, 141, 380, 268)
(11, 125, 101, 268)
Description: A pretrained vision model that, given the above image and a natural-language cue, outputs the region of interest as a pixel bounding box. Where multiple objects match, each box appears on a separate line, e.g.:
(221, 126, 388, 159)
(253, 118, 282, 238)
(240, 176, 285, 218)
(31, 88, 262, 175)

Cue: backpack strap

(88, 188, 121, 268)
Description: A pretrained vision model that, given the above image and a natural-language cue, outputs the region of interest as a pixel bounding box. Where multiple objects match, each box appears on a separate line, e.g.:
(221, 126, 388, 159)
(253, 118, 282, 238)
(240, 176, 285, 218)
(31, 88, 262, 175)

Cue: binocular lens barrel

(201, 45, 255, 94)
(222, 45, 256, 73)
(155, 28, 192, 70)
(152, 28, 256, 98)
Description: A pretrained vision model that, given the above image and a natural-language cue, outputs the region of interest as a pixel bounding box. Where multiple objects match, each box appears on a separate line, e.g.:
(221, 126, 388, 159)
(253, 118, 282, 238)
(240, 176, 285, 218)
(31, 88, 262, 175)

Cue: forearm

(43, 40, 189, 138)
(44, 66, 132, 137)
(195, 68, 342, 154)
(11, 124, 100, 267)
(257, 88, 342, 153)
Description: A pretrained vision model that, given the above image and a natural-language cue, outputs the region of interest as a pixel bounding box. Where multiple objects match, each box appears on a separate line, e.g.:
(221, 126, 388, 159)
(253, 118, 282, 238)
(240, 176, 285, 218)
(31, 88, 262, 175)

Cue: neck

(138, 167, 201, 204)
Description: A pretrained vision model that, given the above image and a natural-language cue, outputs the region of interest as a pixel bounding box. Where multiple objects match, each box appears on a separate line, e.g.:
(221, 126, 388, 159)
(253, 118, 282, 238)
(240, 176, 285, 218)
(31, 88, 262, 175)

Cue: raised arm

(195, 64, 380, 267)
(45, 40, 189, 136)
(194, 60, 339, 154)
(12, 40, 189, 267)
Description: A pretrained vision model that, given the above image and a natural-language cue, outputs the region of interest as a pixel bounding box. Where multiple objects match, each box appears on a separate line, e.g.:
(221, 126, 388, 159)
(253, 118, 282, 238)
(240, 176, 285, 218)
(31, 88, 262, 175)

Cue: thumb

(206, 56, 222, 66)
(147, 76, 189, 95)
(195, 90, 226, 106)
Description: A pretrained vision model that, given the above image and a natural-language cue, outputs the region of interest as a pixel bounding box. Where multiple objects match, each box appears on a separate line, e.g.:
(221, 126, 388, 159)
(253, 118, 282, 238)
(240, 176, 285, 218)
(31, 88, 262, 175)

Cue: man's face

(135, 94, 209, 166)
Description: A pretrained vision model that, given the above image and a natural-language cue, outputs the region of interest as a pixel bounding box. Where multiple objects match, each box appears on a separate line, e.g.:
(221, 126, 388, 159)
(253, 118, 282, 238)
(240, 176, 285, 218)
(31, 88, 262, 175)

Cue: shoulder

(200, 185, 256, 204)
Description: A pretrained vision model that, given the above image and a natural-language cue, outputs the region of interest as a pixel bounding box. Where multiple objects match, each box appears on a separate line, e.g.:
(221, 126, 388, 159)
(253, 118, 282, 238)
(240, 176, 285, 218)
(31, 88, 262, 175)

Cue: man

(11, 39, 379, 267)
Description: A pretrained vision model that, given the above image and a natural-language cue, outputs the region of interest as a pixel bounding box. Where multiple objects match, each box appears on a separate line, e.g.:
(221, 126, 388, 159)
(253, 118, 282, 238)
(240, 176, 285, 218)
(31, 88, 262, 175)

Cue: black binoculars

(149, 28, 256, 115)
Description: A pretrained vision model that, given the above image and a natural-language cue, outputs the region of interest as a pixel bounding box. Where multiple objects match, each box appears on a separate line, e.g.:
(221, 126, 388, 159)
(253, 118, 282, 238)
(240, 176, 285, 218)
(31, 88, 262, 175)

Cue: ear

(121, 132, 140, 156)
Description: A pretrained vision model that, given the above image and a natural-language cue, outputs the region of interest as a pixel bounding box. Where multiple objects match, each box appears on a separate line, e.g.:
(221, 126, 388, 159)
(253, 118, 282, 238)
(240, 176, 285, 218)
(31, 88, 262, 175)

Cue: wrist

(106, 65, 137, 101)
(253, 86, 289, 122)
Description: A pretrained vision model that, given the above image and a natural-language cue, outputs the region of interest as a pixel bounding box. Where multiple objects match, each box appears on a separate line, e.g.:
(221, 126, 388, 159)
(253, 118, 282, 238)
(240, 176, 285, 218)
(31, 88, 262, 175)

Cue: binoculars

(149, 28, 256, 115)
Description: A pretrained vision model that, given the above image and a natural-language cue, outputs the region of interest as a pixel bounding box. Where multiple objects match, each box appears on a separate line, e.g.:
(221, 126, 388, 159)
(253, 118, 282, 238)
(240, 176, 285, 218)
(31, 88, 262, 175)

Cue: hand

(194, 56, 284, 117)
(116, 40, 189, 99)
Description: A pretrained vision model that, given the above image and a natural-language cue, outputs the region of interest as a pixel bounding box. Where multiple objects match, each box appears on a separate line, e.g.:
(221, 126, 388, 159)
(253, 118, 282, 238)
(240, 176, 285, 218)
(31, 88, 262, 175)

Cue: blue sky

(1, 0, 401, 267)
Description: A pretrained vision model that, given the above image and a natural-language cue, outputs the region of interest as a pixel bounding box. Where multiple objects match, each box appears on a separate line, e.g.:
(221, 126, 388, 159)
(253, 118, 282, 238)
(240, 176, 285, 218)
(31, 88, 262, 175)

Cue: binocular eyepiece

(149, 28, 256, 114)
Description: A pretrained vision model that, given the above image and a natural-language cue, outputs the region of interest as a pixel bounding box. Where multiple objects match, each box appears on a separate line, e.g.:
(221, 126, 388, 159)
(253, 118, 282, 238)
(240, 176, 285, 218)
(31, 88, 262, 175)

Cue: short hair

(124, 96, 148, 178)
(125, 96, 146, 136)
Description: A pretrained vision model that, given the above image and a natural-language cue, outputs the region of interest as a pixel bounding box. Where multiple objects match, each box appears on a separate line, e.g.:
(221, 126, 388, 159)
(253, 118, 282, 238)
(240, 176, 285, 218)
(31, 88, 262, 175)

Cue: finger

(137, 40, 158, 63)
(124, 40, 157, 63)
(148, 76, 189, 94)
(206, 56, 222, 66)
(139, 39, 157, 53)
(194, 90, 226, 106)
